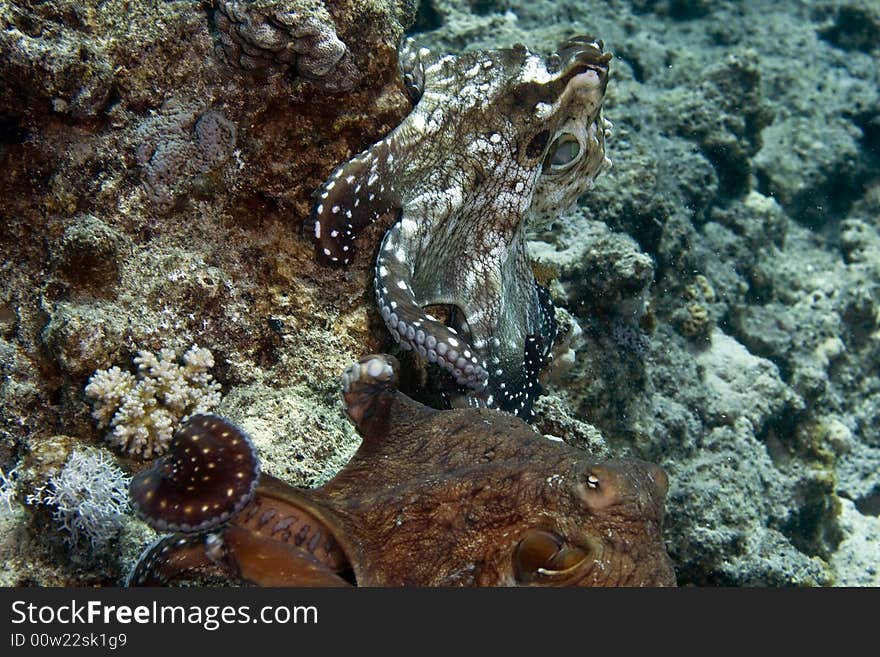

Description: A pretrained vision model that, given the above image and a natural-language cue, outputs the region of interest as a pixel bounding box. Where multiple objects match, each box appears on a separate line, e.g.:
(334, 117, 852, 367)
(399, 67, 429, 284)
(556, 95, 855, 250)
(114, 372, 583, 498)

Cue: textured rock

(0, 2, 114, 118)
(816, 1, 880, 52)
(1, 0, 879, 587)
(754, 116, 865, 228)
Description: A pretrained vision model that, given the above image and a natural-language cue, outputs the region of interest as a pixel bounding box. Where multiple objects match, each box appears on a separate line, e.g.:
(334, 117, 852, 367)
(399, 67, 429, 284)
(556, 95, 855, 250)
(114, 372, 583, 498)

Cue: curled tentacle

(127, 533, 223, 586)
(374, 222, 490, 391)
(129, 414, 260, 533)
(313, 139, 402, 266)
(341, 354, 399, 440)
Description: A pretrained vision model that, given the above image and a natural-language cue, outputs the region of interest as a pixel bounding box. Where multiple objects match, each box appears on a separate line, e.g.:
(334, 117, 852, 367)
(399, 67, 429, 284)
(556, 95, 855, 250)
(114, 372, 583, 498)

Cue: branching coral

(26, 447, 130, 549)
(85, 346, 222, 458)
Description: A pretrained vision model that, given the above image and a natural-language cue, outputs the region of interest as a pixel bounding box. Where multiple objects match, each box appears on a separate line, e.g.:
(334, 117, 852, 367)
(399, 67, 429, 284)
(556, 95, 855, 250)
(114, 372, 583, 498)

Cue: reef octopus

(313, 37, 612, 420)
(128, 355, 675, 587)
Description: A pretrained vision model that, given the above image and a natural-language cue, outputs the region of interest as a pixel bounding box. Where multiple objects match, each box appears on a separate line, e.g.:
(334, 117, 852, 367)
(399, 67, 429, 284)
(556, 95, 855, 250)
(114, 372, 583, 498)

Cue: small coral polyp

(85, 345, 222, 459)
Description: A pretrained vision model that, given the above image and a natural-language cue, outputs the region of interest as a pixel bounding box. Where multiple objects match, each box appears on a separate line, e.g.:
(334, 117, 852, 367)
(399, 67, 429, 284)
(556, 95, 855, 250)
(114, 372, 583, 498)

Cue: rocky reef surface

(1, 0, 878, 585)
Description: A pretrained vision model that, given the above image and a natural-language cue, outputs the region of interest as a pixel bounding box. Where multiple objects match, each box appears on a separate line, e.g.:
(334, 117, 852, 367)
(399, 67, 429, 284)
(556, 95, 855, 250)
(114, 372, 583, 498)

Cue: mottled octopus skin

(128, 356, 675, 587)
(313, 37, 612, 419)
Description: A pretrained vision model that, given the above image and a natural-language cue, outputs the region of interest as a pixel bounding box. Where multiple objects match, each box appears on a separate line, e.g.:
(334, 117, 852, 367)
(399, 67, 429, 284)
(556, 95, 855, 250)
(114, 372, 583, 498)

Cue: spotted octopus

(127, 355, 675, 587)
(314, 36, 612, 419)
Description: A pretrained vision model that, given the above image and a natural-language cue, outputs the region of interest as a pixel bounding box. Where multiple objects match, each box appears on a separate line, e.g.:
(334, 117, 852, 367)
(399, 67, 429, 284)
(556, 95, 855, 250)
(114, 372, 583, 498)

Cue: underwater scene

(0, 0, 878, 587)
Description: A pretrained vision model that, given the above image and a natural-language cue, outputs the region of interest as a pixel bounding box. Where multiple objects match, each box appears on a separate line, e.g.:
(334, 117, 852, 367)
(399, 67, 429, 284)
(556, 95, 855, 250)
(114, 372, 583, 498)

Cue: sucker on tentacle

(313, 36, 612, 420)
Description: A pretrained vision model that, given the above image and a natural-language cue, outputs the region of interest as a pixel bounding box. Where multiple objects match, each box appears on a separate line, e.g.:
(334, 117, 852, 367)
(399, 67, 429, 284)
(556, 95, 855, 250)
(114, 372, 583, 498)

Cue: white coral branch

(26, 447, 130, 549)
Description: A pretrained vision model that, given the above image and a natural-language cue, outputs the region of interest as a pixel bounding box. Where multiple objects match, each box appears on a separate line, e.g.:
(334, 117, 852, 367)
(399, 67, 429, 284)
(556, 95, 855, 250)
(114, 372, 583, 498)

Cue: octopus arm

(313, 138, 402, 266)
(221, 525, 352, 587)
(497, 284, 556, 419)
(339, 353, 439, 463)
(127, 534, 222, 586)
(374, 217, 490, 392)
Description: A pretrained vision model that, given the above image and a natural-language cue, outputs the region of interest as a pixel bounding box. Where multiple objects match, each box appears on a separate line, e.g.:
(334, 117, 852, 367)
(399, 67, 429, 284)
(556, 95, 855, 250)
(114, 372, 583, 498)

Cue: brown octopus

(128, 355, 675, 586)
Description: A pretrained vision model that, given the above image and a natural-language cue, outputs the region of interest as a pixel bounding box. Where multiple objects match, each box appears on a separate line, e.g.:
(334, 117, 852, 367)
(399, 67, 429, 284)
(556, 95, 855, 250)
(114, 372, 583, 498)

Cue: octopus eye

(512, 529, 589, 584)
(544, 133, 581, 170)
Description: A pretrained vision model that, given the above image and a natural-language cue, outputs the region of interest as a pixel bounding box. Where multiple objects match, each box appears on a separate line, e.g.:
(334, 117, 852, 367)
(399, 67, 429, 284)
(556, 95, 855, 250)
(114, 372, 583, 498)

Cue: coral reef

(85, 346, 222, 458)
(0, 0, 878, 587)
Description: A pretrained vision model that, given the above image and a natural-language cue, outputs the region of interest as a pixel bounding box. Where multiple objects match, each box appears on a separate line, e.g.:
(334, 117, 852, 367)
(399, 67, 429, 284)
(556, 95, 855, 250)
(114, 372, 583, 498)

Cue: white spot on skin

(533, 102, 553, 120)
(521, 55, 552, 84)
(465, 62, 482, 78)
(397, 280, 408, 290)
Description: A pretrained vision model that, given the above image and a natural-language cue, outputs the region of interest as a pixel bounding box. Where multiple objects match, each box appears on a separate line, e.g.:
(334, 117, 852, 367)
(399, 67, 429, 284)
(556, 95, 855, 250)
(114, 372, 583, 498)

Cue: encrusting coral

(85, 346, 222, 459)
(134, 98, 238, 210)
(214, 0, 359, 90)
